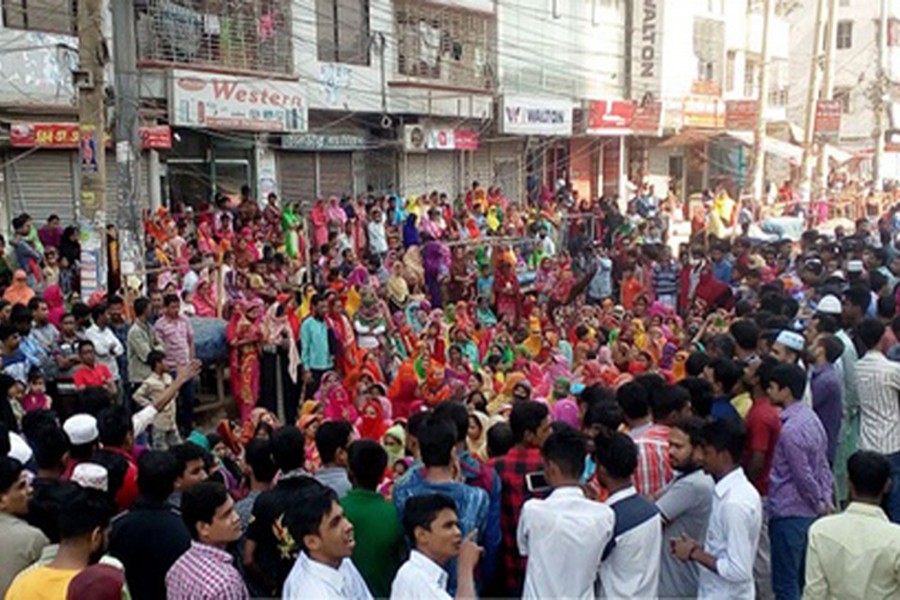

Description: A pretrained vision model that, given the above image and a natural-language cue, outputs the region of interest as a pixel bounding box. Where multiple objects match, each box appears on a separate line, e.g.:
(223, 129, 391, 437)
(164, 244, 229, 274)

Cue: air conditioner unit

(403, 124, 427, 153)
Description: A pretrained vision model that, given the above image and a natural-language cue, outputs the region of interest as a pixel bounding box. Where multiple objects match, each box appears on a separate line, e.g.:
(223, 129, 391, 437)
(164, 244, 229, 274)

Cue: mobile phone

(525, 471, 550, 494)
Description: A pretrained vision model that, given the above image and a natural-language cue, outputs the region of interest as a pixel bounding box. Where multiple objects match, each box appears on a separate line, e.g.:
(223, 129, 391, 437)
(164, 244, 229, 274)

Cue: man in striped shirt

(855, 317, 900, 523)
(619, 381, 672, 498)
(652, 245, 681, 310)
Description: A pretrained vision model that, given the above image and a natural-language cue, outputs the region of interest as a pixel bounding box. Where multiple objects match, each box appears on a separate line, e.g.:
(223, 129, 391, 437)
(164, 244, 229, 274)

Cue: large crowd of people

(0, 180, 898, 599)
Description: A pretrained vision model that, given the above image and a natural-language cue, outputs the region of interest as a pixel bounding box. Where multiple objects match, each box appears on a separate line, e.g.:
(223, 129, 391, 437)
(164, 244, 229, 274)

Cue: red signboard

(10, 123, 173, 150)
(453, 129, 479, 150)
(586, 100, 635, 134)
(815, 100, 842, 140)
(725, 100, 758, 131)
(139, 125, 172, 150)
(632, 101, 663, 136)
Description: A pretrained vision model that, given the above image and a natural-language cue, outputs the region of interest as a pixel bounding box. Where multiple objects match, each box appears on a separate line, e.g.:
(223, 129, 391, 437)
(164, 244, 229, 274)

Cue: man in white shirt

(281, 487, 372, 600)
(390, 494, 482, 600)
(84, 303, 125, 385)
(854, 318, 900, 522)
(671, 418, 762, 599)
(656, 416, 715, 599)
(518, 427, 615, 600)
(595, 432, 662, 599)
(536, 225, 556, 258)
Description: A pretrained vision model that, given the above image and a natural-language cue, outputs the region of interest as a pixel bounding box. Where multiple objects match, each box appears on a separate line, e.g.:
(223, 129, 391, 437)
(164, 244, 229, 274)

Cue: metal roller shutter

(403, 153, 427, 199)
(364, 148, 398, 196)
(318, 153, 353, 198)
(424, 153, 458, 197)
(5, 151, 78, 222)
(279, 153, 316, 205)
(470, 147, 492, 188)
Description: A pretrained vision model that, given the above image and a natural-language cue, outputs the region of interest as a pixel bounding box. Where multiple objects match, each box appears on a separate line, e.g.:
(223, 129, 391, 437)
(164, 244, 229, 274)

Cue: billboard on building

(586, 100, 636, 135)
(632, 0, 664, 99)
(169, 70, 308, 132)
(499, 96, 573, 136)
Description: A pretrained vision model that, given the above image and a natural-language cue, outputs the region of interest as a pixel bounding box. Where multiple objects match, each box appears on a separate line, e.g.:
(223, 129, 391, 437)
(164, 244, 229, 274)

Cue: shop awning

(722, 130, 803, 164)
(823, 144, 855, 164)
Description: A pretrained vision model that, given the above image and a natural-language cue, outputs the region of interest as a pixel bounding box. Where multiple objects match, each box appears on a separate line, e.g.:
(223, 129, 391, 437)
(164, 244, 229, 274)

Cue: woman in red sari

(311, 198, 329, 249)
(493, 256, 521, 325)
(226, 300, 262, 423)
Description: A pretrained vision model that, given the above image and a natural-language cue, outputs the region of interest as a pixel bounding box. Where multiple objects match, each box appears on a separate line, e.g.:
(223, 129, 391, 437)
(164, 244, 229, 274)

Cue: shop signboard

(682, 97, 725, 129)
(815, 100, 842, 141)
(631, 0, 664, 98)
(725, 100, 758, 131)
(453, 129, 480, 150)
(282, 133, 369, 151)
(632, 101, 664, 136)
(500, 96, 573, 136)
(426, 128, 481, 150)
(586, 100, 635, 135)
(139, 126, 173, 150)
(170, 70, 308, 132)
(11, 123, 172, 150)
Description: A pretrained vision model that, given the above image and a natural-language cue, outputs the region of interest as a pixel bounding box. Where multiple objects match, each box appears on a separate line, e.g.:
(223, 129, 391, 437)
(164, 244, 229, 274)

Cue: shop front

(400, 124, 481, 199)
(278, 132, 372, 203)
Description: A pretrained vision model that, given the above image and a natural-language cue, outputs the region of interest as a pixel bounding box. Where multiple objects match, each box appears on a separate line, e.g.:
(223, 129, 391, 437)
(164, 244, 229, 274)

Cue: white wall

(497, 0, 625, 101)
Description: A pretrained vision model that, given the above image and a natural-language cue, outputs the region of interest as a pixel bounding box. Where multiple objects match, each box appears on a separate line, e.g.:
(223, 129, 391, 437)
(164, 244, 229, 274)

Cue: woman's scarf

(403, 214, 421, 248)
(467, 411, 489, 461)
(3, 270, 34, 306)
(262, 303, 301, 383)
(358, 400, 389, 441)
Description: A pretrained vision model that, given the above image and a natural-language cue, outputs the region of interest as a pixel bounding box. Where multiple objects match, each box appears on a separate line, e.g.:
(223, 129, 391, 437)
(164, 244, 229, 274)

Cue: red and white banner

(11, 123, 173, 150)
(586, 100, 635, 135)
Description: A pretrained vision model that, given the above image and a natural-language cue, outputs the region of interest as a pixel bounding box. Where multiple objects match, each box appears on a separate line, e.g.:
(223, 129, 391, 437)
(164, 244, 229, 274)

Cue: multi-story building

(788, 0, 900, 180)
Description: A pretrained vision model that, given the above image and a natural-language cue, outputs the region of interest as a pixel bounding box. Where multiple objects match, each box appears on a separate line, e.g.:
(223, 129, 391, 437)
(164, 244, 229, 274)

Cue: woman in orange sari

(226, 300, 262, 423)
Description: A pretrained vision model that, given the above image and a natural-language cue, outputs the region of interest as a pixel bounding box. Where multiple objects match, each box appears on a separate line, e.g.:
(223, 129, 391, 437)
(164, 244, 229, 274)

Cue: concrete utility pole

(112, 0, 141, 234)
(751, 0, 774, 201)
(815, 0, 839, 193)
(799, 0, 827, 204)
(76, 0, 107, 222)
(874, 0, 889, 191)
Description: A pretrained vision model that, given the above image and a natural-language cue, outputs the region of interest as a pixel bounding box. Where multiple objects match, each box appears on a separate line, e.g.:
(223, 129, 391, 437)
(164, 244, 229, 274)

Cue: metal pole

(112, 0, 141, 235)
(799, 0, 826, 205)
(874, 0, 889, 191)
(751, 0, 774, 202)
(815, 0, 839, 193)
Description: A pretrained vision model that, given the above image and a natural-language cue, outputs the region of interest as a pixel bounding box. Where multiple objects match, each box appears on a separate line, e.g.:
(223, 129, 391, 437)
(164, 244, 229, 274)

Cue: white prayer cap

(63, 414, 99, 446)
(71, 463, 108, 492)
(775, 330, 805, 352)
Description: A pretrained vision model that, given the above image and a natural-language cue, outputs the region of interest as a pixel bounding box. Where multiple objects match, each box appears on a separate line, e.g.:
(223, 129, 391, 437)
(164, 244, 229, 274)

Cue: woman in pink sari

(226, 300, 262, 423)
(193, 279, 218, 317)
(44, 284, 66, 327)
(326, 196, 347, 231)
(311, 198, 329, 248)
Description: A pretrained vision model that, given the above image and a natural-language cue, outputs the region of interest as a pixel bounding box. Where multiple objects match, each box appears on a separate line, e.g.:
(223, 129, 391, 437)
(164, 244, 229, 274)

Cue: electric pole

(751, 0, 774, 202)
(112, 0, 141, 234)
(799, 0, 827, 204)
(874, 0, 889, 191)
(76, 0, 107, 222)
(815, 0, 839, 193)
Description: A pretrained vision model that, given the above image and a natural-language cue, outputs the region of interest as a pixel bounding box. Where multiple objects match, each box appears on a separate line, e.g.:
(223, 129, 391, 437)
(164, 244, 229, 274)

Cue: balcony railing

(136, 0, 293, 75)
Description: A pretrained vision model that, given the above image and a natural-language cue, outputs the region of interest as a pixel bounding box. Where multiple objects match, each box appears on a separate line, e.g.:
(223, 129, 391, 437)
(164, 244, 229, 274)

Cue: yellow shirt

(731, 392, 752, 420)
(5, 566, 78, 600)
(803, 502, 900, 600)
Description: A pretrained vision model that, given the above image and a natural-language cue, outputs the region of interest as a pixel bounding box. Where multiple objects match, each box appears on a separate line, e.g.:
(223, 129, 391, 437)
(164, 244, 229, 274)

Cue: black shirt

(108, 497, 191, 600)
(245, 473, 324, 595)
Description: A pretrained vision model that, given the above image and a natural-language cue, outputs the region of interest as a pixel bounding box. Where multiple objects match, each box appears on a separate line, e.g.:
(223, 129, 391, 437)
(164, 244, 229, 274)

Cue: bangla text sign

(725, 100, 758, 131)
(11, 123, 171, 150)
(815, 100, 842, 140)
(586, 100, 635, 135)
(170, 70, 308, 132)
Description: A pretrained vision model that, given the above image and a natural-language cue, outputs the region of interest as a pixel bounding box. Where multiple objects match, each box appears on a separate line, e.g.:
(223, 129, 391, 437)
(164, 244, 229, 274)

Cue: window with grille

(395, 0, 494, 90)
(137, 0, 293, 75)
(316, 0, 370, 66)
(1, 0, 77, 35)
(837, 20, 853, 50)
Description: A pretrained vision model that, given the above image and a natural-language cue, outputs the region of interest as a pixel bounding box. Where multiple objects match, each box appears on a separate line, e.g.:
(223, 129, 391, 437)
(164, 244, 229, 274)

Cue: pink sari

(311, 200, 329, 248)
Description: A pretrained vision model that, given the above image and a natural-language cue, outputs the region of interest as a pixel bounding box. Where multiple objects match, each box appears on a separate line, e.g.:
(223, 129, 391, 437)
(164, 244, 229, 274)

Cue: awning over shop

(721, 130, 803, 164)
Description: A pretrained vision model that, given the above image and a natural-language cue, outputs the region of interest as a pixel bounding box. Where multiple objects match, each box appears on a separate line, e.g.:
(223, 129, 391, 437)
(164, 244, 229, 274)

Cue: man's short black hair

(813, 313, 839, 334)
(147, 350, 166, 371)
(858, 318, 886, 351)
(58, 487, 113, 540)
(769, 364, 807, 400)
(30, 423, 69, 470)
(97, 405, 131, 448)
(0, 324, 19, 343)
(486, 422, 514, 459)
(91, 303, 108, 323)
(541, 426, 586, 479)
(163, 294, 180, 307)
(701, 418, 747, 464)
(244, 439, 277, 484)
(844, 285, 871, 313)
(848, 450, 891, 498)
(77, 339, 95, 353)
(593, 433, 638, 480)
(171, 443, 207, 478)
(137, 450, 181, 502)
(673, 415, 706, 447)
(418, 417, 458, 468)
(509, 401, 549, 445)
(616, 381, 650, 420)
(315, 421, 353, 465)
(271, 426, 306, 472)
(0, 456, 23, 493)
(72, 302, 91, 320)
(652, 384, 690, 422)
(432, 402, 468, 445)
(407, 411, 431, 441)
(285, 486, 339, 551)
(685, 351, 711, 376)
(347, 440, 388, 491)
(401, 493, 457, 546)
(730, 320, 760, 352)
(818, 334, 844, 364)
(583, 400, 624, 431)
(182, 481, 229, 540)
(711, 358, 743, 394)
(133, 297, 151, 317)
(580, 384, 616, 409)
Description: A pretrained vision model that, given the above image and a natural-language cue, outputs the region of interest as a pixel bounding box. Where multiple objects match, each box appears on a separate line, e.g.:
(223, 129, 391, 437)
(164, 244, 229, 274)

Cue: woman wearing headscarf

(422, 235, 450, 308)
(310, 198, 329, 249)
(192, 279, 218, 318)
(386, 262, 410, 313)
(260, 297, 302, 425)
(226, 300, 262, 424)
(358, 399, 389, 441)
(466, 411, 489, 461)
(403, 213, 421, 248)
(3, 270, 34, 307)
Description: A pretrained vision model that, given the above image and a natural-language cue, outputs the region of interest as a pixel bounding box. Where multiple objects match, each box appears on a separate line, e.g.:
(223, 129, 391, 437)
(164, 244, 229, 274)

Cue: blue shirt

(299, 316, 333, 370)
(810, 363, 843, 466)
(710, 396, 741, 422)
(588, 257, 613, 300)
(711, 259, 733, 286)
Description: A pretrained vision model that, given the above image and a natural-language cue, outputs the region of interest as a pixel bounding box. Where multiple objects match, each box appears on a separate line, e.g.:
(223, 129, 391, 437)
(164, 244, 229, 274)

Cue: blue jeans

(886, 451, 900, 523)
(770, 516, 814, 600)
